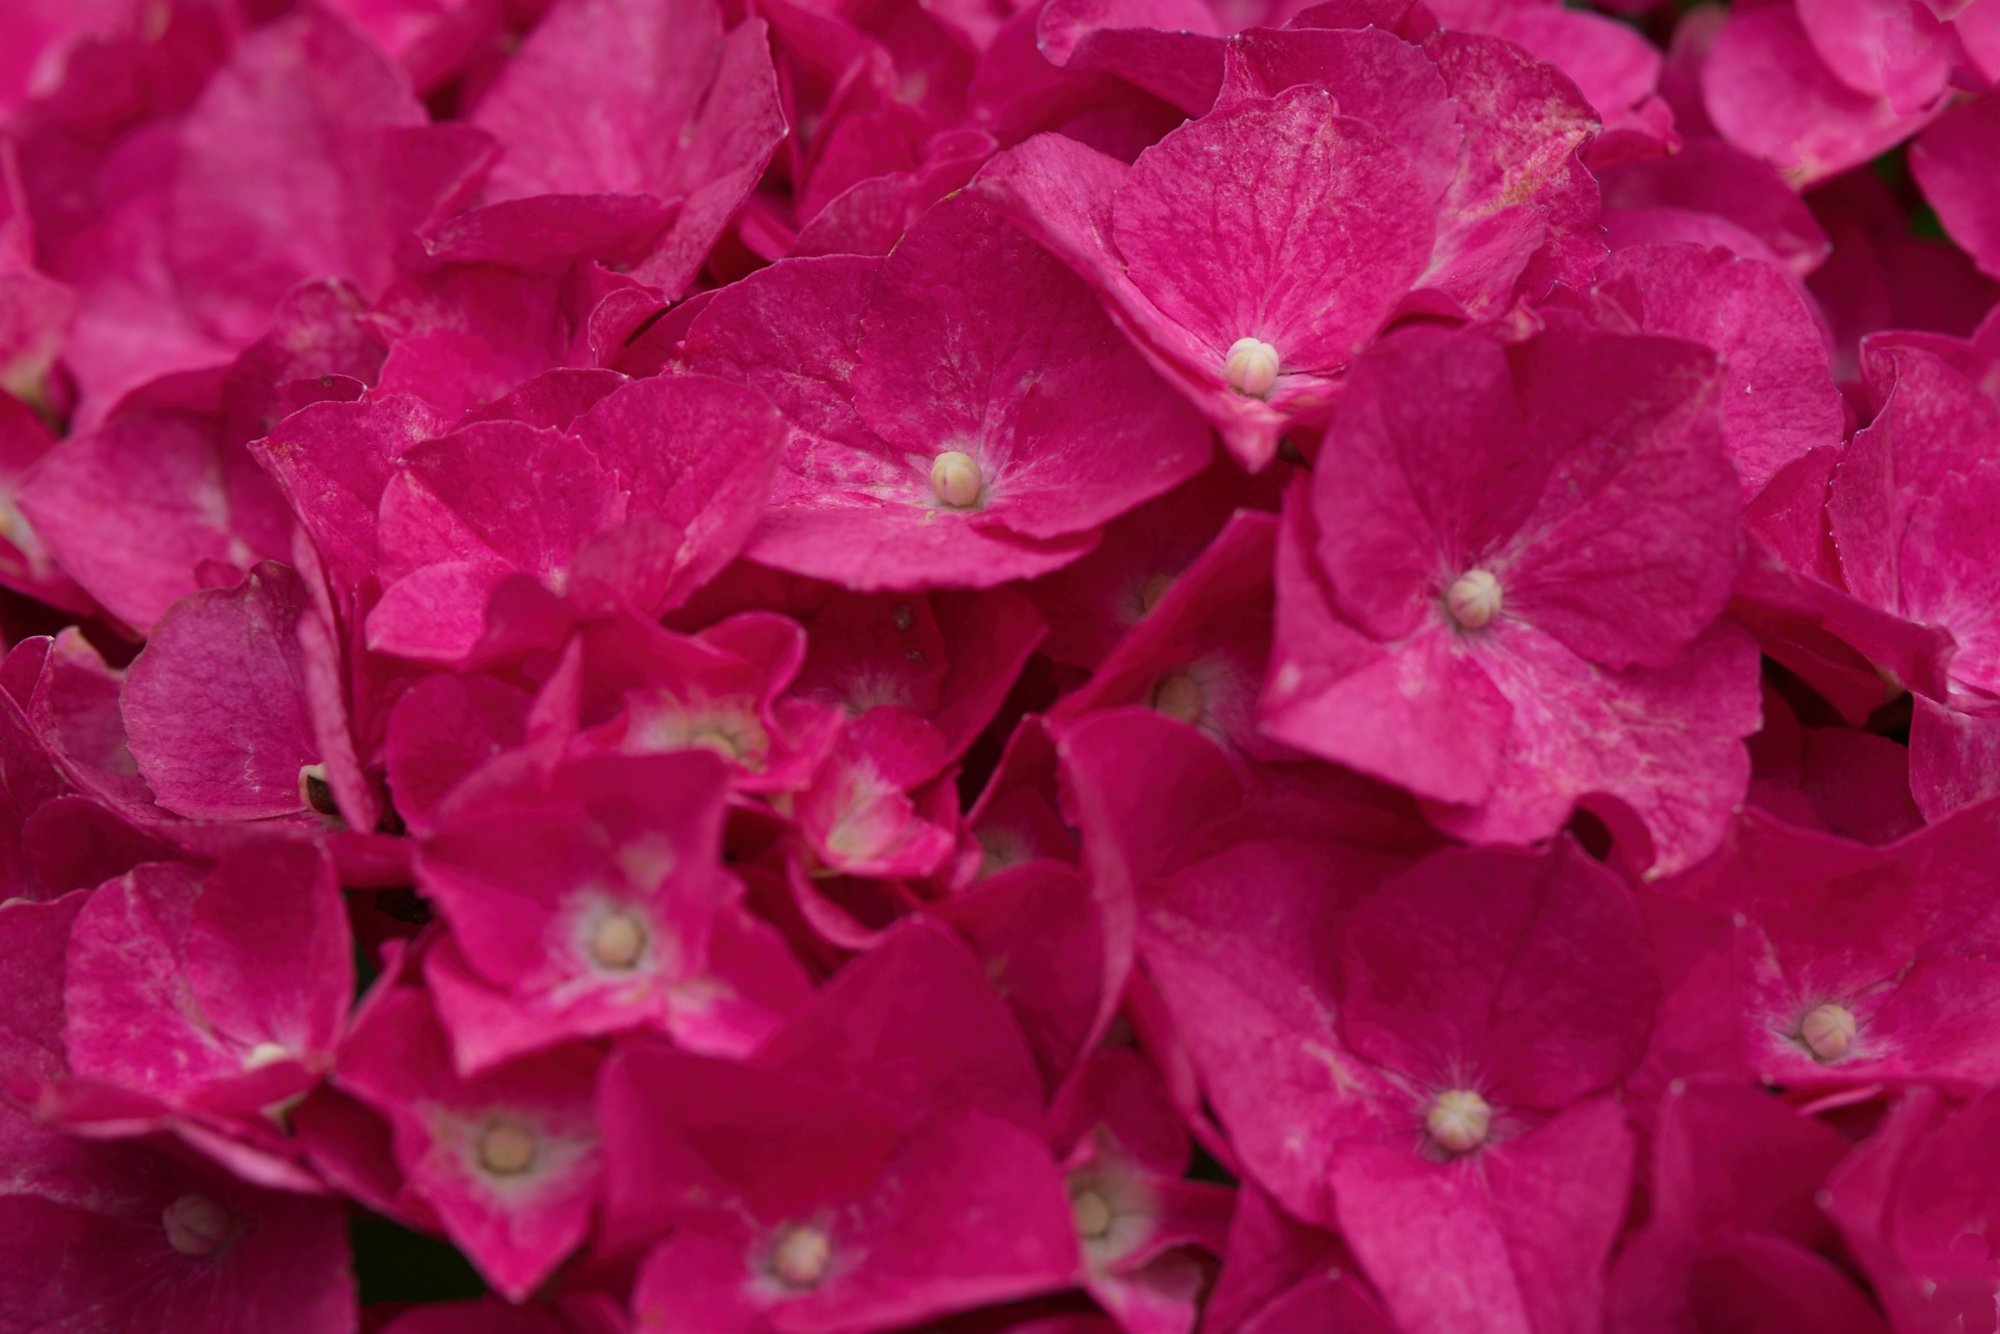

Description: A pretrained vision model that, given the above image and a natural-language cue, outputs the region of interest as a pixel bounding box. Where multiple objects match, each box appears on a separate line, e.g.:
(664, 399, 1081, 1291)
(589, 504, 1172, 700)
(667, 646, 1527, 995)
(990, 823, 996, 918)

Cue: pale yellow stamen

(1149, 673, 1204, 724)
(590, 911, 647, 970)
(476, 1119, 538, 1176)
(1224, 337, 1281, 399)
(1799, 1003, 1857, 1062)
(771, 1224, 832, 1288)
(242, 1042, 291, 1071)
(1072, 1188, 1114, 1240)
(1445, 569, 1503, 630)
(929, 451, 982, 507)
(163, 1194, 231, 1257)
(1427, 1088, 1493, 1154)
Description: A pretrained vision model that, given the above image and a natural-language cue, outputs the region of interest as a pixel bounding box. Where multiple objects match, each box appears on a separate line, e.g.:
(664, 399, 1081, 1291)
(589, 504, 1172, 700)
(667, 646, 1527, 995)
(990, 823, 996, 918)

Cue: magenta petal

(1702, 7, 1936, 184)
(168, 9, 490, 344)
(472, 0, 728, 201)
(122, 563, 318, 821)
(1338, 841, 1655, 1109)
(1218, 27, 1462, 205)
(0, 1112, 357, 1334)
(853, 194, 1212, 544)
(1332, 1098, 1634, 1334)
(1440, 620, 1761, 876)
(250, 393, 449, 596)
(1586, 243, 1844, 498)
(1136, 836, 1406, 1225)
(1112, 87, 1434, 376)
(19, 407, 292, 632)
(337, 986, 602, 1301)
(64, 845, 349, 1115)
(1912, 95, 2000, 282)
(416, 749, 738, 1066)
(567, 372, 788, 612)
(1823, 1087, 2000, 1332)
(758, 918, 1046, 1133)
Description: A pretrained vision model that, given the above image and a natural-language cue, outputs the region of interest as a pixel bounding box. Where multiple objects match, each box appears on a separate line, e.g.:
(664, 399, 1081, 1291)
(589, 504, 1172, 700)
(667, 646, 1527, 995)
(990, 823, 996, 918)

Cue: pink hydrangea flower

(1823, 1085, 2000, 1328)
(1261, 321, 1757, 874)
(680, 193, 1211, 589)
(417, 748, 806, 1073)
(336, 982, 604, 1301)
(1608, 1080, 1884, 1333)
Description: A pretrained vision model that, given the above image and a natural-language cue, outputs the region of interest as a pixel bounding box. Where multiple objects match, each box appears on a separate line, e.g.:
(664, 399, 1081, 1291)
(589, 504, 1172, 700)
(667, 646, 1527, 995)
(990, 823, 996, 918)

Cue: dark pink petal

(1598, 140, 1831, 277)
(0, 1110, 356, 1334)
(1136, 835, 1406, 1225)
(1909, 696, 2000, 820)
(64, 844, 349, 1117)
(1912, 94, 2000, 284)
(1310, 325, 1737, 672)
(249, 393, 449, 596)
(1701, 808, 2000, 1090)
(1438, 619, 1760, 877)
(1798, 0, 1956, 111)
(19, 407, 292, 632)
(1112, 87, 1433, 378)
(974, 131, 1307, 470)
(122, 563, 318, 821)
(336, 986, 602, 1301)
(416, 749, 739, 1068)
(1824, 1087, 2000, 1331)
(1702, 7, 1936, 184)
(1584, 244, 1843, 499)
(567, 372, 788, 613)
(936, 861, 1106, 1092)
(1422, 31, 1604, 307)
(168, 9, 492, 345)
(1052, 511, 1281, 760)
(627, 1109, 1078, 1334)
(1217, 27, 1462, 206)
(1331, 1098, 1633, 1334)
(1339, 841, 1655, 1108)
(758, 918, 1046, 1133)
(470, 0, 783, 294)
(854, 194, 1211, 543)
(1035, 0, 1228, 115)
(472, 0, 727, 200)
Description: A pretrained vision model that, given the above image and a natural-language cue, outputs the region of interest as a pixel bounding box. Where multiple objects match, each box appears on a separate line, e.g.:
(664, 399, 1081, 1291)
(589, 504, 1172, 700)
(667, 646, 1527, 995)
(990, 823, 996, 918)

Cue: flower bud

(163, 1194, 232, 1257)
(1149, 673, 1204, 724)
(1071, 1188, 1114, 1240)
(930, 451, 982, 507)
(1225, 338, 1281, 399)
(772, 1224, 833, 1288)
(1426, 1088, 1493, 1154)
(1799, 1002, 1857, 1062)
(477, 1119, 538, 1176)
(1445, 569, 1503, 630)
(590, 911, 647, 970)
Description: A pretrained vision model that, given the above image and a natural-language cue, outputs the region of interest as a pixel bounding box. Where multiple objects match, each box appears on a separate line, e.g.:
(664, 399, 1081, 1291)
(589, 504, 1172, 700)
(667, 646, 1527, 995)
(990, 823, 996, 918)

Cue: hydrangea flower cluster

(3, 0, 2000, 1330)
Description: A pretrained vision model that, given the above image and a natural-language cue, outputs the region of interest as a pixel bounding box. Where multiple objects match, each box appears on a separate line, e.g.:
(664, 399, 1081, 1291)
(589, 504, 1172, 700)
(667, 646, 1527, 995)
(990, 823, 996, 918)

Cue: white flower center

(1071, 1187, 1114, 1240)
(241, 1042, 291, 1071)
(1149, 673, 1204, 724)
(1799, 1002, 1857, 1062)
(1445, 569, 1503, 630)
(163, 1193, 232, 1257)
(1426, 1088, 1493, 1154)
(1224, 338, 1281, 399)
(590, 910, 648, 970)
(476, 1119, 538, 1177)
(929, 451, 982, 507)
(772, 1223, 833, 1288)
